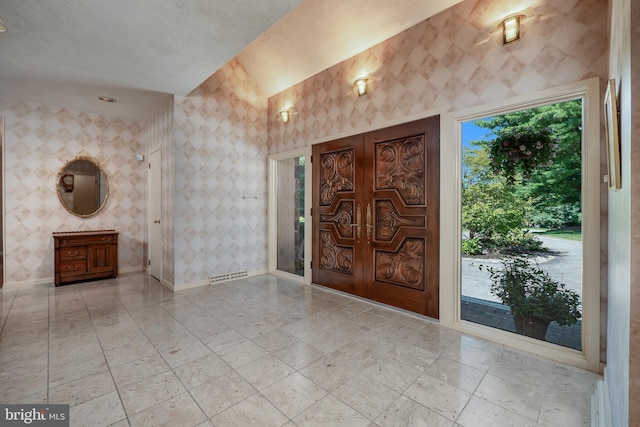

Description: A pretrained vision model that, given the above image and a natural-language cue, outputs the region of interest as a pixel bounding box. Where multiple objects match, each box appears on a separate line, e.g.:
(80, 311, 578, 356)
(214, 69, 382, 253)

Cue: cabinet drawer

(59, 247, 87, 261)
(59, 260, 87, 275)
(58, 236, 115, 247)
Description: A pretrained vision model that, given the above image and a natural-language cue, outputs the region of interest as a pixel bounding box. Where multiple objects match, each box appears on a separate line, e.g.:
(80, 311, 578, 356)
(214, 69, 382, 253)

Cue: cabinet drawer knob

(64, 266, 79, 271)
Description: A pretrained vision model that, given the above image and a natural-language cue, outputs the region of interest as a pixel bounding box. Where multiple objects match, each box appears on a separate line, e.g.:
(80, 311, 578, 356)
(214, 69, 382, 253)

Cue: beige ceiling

(0, 0, 462, 120)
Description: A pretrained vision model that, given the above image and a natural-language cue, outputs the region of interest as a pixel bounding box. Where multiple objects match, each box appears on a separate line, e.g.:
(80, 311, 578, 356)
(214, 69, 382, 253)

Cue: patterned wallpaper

(172, 58, 268, 287)
(0, 98, 146, 284)
(268, 0, 608, 152)
(143, 98, 175, 285)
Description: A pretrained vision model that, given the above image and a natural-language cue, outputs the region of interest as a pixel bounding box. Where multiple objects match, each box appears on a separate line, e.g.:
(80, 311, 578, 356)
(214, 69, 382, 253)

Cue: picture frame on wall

(604, 78, 621, 190)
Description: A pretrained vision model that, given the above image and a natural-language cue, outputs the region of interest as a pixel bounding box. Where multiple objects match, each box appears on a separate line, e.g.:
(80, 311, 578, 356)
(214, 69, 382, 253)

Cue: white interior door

(149, 149, 161, 279)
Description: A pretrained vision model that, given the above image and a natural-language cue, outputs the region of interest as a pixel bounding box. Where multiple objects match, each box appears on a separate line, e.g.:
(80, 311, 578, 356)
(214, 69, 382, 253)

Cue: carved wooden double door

(312, 117, 440, 318)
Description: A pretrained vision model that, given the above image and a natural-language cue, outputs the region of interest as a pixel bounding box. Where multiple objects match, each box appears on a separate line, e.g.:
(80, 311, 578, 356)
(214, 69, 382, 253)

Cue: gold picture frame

(604, 78, 621, 190)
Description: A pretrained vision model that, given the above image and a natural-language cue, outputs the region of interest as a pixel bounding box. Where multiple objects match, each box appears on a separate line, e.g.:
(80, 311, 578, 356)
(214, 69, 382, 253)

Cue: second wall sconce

(502, 15, 521, 44)
(353, 78, 368, 96)
(496, 10, 532, 45)
(278, 109, 291, 124)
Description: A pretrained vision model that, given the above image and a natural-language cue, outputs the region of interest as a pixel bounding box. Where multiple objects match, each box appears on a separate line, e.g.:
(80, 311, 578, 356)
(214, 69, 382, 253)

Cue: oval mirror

(57, 156, 109, 217)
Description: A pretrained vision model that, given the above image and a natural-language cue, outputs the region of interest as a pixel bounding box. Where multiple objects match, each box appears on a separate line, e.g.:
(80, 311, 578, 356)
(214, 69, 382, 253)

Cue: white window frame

(439, 78, 601, 372)
(267, 147, 312, 284)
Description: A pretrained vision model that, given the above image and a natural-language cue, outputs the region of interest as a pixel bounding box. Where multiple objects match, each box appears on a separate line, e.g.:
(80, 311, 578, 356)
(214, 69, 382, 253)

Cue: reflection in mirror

(57, 156, 109, 217)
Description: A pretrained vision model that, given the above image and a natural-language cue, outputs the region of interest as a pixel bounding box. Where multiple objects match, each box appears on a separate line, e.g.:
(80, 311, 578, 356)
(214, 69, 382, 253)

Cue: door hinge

(310, 208, 312, 216)
(148, 259, 151, 266)
(310, 155, 313, 163)
(148, 163, 151, 169)
(310, 261, 312, 269)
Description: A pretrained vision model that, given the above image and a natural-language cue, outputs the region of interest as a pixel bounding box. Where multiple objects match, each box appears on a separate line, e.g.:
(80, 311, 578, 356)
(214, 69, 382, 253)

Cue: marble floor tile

(103, 338, 158, 368)
(375, 395, 454, 427)
(403, 374, 472, 421)
(474, 373, 544, 421)
(48, 352, 109, 388)
(261, 372, 327, 419)
(272, 340, 324, 370)
(236, 354, 296, 390)
(159, 340, 212, 368)
(210, 394, 289, 427)
(48, 370, 115, 407)
(359, 355, 423, 394)
(110, 353, 171, 389)
(128, 392, 207, 427)
(386, 342, 440, 373)
(423, 356, 486, 393)
(456, 396, 536, 427)
(0, 273, 598, 425)
(251, 327, 300, 352)
(217, 339, 269, 369)
(69, 391, 127, 427)
(119, 370, 187, 416)
(173, 353, 233, 390)
(189, 371, 257, 418)
(298, 354, 359, 392)
(293, 394, 370, 427)
(200, 327, 246, 353)
(332, 374, 400, 420)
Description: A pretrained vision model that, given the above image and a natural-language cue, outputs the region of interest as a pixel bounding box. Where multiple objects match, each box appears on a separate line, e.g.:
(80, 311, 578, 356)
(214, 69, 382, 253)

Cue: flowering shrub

(487, 126, 559, 184)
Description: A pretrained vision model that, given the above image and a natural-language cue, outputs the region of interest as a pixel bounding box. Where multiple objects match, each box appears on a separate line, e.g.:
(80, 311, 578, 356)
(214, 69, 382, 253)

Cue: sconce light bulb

(503, 15, 520, 44)
(279, 110, 290, 123)
(355, 79, 368, 96)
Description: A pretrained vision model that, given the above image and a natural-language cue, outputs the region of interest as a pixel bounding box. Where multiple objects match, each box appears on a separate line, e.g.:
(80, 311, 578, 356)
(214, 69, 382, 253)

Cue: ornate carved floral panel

(319, 230, 354, 274)
(320, 148, 354, 206)
(375, 136, 425, 205)
(375, 238, 425, 290)
(376, 200, 425, 241)
(319, 200, 354, 239)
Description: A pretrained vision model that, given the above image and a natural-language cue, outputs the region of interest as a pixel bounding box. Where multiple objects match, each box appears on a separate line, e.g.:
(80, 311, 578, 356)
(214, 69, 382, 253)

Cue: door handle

(350, 204, 362, 240)
(154, 220, 160, 224)
(366, 203, 373, 242)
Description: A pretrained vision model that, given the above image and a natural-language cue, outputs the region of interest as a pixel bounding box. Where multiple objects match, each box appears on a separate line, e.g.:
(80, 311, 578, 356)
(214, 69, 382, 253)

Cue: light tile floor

(0, 273, 600, 426)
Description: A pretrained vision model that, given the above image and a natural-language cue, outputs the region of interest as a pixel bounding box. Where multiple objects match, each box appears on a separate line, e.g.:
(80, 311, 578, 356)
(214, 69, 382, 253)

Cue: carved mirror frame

(57, 155, 109, 218)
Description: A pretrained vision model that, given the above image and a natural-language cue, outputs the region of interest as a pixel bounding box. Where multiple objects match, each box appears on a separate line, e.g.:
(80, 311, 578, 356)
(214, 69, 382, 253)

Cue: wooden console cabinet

(53, 230, 118, 286)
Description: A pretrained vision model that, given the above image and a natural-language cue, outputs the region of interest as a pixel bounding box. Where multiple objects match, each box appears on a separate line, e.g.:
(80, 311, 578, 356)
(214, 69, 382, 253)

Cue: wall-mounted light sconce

(494, 10, 532, 45)
(98, 96, 117, 103)
(353, 78, 368, 96)
(278, 109, 291, 124)
(501, 15, 520, 44)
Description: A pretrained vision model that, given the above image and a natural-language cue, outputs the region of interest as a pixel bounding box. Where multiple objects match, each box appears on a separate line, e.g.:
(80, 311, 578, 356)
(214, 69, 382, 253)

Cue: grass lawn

(532, 227, 582, 241)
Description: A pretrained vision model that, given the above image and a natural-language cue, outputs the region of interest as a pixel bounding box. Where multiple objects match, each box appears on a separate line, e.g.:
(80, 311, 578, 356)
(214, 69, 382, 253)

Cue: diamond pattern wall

(0, 98, 145, 284)
(172, 58, 268, 286)
(267, 0, 608, 153)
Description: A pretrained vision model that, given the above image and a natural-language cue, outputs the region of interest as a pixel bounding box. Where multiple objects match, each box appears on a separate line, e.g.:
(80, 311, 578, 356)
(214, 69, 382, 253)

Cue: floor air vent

(209, 271, 249, 285)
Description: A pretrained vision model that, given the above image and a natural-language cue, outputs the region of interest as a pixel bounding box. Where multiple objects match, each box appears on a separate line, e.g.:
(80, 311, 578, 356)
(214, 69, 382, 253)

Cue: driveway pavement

(461, 235, 582, 302)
